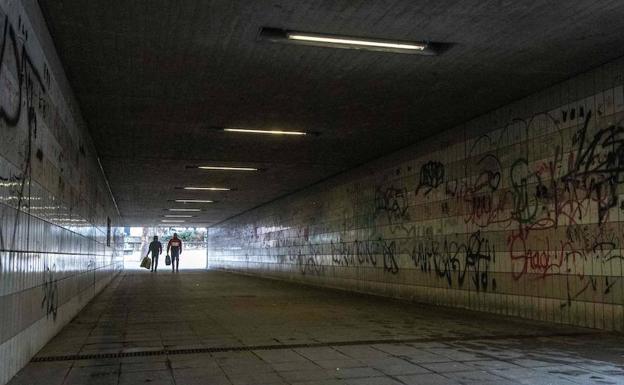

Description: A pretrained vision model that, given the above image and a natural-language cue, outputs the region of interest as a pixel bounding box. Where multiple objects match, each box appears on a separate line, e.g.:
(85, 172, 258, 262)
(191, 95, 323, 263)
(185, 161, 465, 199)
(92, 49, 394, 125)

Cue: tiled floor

(8, 270, 624, 385)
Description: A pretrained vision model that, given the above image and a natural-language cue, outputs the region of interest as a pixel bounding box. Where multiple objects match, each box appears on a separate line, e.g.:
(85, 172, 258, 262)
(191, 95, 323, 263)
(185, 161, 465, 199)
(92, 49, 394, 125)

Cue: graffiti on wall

(209, 86, 624, 321)
(0, 11, 49, 265)
(412, 231, 496, 291)
(0, 12, 49, 178)
(416, 161, 444, 195)
(0, 9, 122, 331)
(330, 237, 399, 274)
(41, 265, 59, 321)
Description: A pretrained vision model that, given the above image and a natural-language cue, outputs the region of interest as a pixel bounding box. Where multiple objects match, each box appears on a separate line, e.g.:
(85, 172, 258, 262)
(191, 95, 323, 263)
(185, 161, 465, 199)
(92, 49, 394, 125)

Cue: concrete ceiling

(38, 0, 624, 226)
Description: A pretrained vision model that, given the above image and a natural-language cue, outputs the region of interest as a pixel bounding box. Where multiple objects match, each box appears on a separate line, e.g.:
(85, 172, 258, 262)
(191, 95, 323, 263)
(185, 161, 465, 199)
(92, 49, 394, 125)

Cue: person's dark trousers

(171, 255, 179, 272)
(151, 256, 159, 272)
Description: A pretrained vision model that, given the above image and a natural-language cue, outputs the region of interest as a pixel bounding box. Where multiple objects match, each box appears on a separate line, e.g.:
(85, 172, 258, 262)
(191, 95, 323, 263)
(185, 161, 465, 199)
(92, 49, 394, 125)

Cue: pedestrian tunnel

(2, 1, 624, 384)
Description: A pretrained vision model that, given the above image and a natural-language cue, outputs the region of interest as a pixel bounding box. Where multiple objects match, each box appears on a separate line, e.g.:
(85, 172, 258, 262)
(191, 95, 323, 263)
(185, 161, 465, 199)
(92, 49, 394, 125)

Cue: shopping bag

(165, 254, 171, 266)
(140, 256, 152, 269)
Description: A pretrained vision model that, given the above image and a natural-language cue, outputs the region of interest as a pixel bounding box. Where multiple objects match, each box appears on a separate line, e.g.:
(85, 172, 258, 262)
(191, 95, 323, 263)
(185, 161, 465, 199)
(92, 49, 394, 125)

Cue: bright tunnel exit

(122, 226, 208, 270)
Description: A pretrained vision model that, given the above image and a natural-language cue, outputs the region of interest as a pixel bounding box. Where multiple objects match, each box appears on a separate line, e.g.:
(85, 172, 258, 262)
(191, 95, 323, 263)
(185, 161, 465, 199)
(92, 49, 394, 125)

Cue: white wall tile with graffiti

(209, 60, 624, 332)
(0, 1, 122, 383)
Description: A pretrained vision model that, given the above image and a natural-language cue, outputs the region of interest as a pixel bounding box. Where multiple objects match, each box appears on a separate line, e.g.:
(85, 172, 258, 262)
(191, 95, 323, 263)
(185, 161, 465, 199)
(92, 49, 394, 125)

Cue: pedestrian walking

(147, 236, 162, 272)
(167, 233, 183, 272)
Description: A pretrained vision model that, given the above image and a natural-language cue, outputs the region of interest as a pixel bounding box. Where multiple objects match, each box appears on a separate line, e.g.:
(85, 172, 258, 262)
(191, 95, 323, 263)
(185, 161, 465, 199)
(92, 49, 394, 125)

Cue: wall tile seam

(210, 262, 621, 284)
(0, 270, 119, 345)
(209, 259, 621, 296)
(213, 212, 624, 228)
(0, 190, 113, 233)
(210, 223, 620, 241)
(207, 265, 621, 292)
(212, 206, 622, 235)
(0, 146, 115, 232)
(0, 202, 116, 245)
(0, 249, 117, 256)
(0, 131, 119, 228)
(0, 262, 122, 298)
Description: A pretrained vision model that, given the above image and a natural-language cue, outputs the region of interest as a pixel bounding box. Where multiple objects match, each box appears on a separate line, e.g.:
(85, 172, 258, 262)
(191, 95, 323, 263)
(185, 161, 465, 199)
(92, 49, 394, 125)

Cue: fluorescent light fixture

(168, 208, 202, 212)
(258, 27, 445, 55)
(175, 199, 213, 203)
(198, 166, 258, 171)
(224, 128, 306, 136)
(0, 196, 42, 201)
(287, 33, 426, 51)
(161, 220, 185, 223)
(164, 215, 193, 218)
(184, 187, 230, 191)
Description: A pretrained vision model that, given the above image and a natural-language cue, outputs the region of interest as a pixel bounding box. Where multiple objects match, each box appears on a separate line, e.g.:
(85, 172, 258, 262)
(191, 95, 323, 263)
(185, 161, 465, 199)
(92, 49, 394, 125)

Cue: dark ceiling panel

(38, 0, 624, 225)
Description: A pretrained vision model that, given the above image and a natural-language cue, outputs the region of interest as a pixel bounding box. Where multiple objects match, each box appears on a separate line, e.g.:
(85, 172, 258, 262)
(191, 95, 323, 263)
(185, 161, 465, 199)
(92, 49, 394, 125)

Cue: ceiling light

(161, 220, 185, 223)
(168, 208, 202, 212)
(184, 187, 230, 191)
(258, 27, 444, 55)
(288, 33, 425, 51)
(224, 128, 306, 135)
(164, 215, 193, 218)
(174, 199, 213, 203)
(198, 166, 258, 171)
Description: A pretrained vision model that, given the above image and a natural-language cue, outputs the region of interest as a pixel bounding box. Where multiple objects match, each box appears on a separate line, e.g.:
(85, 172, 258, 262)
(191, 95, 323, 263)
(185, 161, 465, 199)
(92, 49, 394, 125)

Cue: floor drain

(31, 331, 597, 363)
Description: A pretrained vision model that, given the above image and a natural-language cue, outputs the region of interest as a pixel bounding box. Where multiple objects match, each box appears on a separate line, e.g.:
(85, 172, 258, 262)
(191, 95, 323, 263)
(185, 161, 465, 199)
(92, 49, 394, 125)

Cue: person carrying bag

(146, 236, 162, 272)
(167, 233, 183, 272)
(140, 255, 151, 270)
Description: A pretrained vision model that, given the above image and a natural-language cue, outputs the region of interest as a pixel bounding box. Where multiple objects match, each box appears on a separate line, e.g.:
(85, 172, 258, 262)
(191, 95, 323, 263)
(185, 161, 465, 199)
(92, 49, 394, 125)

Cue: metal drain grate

(31, 331, 597, 363)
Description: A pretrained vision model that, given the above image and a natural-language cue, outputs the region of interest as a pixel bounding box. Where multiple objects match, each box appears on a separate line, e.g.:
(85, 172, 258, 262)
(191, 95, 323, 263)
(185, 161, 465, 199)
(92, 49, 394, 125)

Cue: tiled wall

(0, 1, 123, 383)
(209, 58, 624, 332)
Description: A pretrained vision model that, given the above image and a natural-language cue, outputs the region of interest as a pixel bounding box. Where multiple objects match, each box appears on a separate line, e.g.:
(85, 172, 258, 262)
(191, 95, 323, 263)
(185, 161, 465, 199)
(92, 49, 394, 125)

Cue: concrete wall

(209, 58, 624, 332)
(0, 1, 123, 383)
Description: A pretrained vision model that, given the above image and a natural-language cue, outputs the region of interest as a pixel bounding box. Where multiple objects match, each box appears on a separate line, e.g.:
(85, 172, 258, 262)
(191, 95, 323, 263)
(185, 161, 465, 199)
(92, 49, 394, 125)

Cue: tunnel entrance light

(161, 219, 185, 223)
(168, 208, 202, 212)
(164, 215, 193, 218)
(198, 166, 258, 171)
(258, 27, 444, 55)
(175, 199, 213, 203)
(184, 187, 230, 191)
(224, 128, 306, 136)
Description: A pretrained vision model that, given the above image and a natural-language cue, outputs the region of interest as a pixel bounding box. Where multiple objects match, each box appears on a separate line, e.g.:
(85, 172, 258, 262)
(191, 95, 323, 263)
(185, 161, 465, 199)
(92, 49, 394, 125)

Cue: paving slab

(6, 270, 624, 385)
